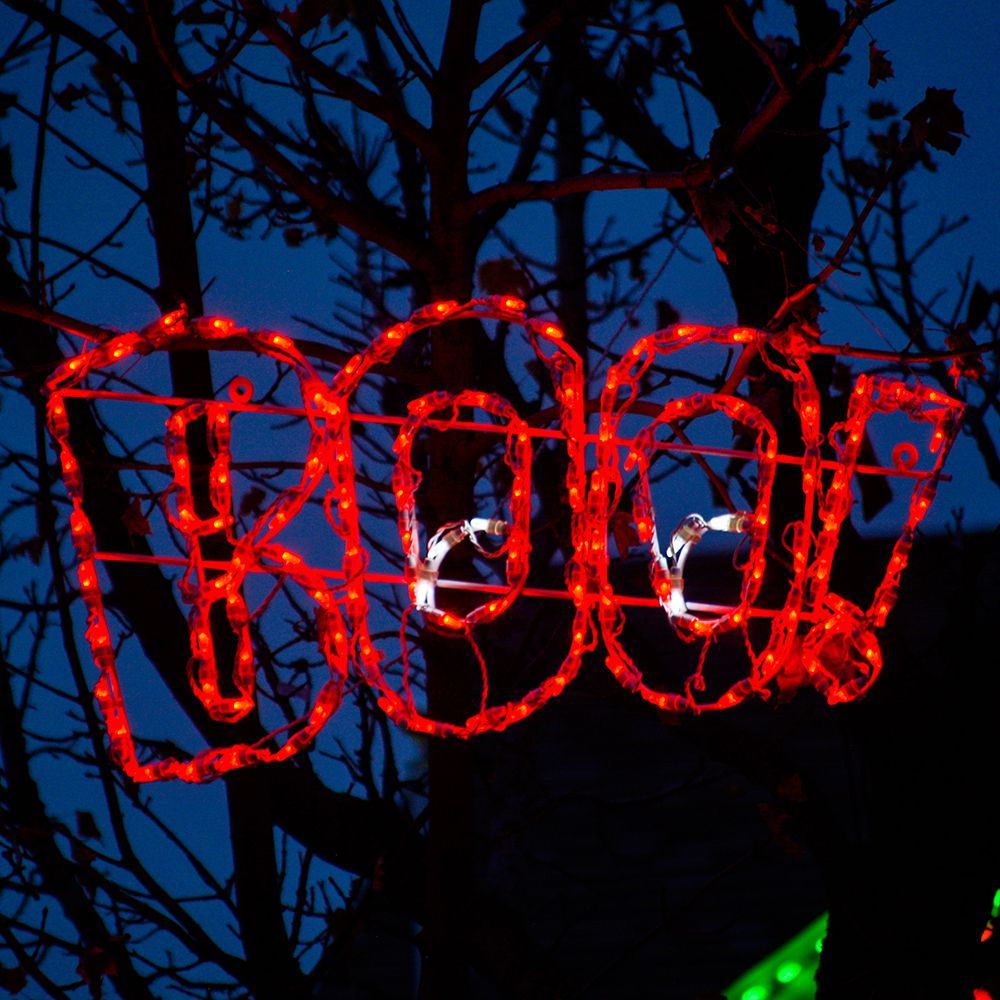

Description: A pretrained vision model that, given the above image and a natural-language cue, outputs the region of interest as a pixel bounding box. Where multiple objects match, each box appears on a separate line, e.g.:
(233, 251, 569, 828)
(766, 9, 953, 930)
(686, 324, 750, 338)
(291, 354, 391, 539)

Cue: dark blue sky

(0, 5, 995, 990)
(0, 0, 996, 535)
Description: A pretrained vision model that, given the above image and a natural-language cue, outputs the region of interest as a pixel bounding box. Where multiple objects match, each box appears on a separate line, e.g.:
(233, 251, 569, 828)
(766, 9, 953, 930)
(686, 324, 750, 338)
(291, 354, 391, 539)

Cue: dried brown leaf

(904, 88, 967, 155)
(76, 810, 101, 841)
(477, 258, 530, 297)
(239, 487, 267, 518)
(689, 188, 734, 266)
(611, 510, 640, 558)
(867, 42, 894, 88)
(122, 497, 151, 537)
(655, 299, 679, 329)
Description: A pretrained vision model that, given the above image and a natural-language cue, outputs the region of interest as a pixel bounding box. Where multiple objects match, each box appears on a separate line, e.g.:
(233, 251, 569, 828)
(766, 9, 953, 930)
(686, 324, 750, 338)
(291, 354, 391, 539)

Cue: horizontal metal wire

(93, 549, 794, 618)
(61, 387, 945, 481)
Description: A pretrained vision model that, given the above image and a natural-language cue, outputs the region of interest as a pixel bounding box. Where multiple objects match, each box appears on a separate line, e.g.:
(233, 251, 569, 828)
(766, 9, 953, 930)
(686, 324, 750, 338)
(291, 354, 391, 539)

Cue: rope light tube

(45, 309, 349, 782)
(326, 296, 595, 738)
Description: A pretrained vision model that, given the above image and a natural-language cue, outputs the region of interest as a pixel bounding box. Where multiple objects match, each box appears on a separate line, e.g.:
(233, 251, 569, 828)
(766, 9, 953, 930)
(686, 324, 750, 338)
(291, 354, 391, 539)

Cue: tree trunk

(132, 14, 306, 994)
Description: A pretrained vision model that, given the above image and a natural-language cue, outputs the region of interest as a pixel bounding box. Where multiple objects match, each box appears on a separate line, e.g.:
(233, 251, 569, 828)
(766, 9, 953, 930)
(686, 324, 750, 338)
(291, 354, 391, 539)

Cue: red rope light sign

(44, 297, 965, 782)
(328, 298, 595, 737)
(592, 325, 963, 711)
(46, 313, 349, 782)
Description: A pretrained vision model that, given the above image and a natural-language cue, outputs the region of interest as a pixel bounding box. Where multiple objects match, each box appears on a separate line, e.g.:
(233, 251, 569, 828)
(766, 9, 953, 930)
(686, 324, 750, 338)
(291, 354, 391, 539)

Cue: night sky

(0, 3, 996, 996)
(1, 1, 995, 530)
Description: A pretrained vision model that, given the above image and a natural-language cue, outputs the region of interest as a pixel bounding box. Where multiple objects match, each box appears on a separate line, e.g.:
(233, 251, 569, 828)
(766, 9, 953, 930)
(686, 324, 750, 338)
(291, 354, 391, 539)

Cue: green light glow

(725, 887, 996, 999)
(725, 913, 825, 1000)
(776, 962, 802, 983)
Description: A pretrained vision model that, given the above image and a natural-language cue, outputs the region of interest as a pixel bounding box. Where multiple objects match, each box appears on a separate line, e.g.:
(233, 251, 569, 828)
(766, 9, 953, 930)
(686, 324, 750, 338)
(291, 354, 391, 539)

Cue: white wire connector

(653, 511, 751, 621)
(414, 518, 509, 615)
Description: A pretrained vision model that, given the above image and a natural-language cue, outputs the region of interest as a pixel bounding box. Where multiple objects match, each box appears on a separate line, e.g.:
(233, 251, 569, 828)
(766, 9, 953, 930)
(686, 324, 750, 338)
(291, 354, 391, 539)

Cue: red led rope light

(45, 309, 349, 782)
(394, 390, 532, 629)
(792, 375, 964, 703)
(592, 324, 964, 710)
(628, 395, 776, 638)
(592, 324, 826, 711)
(166, 399, 254, 721)
(45, 298, 966, 781)
(326, 296, 595, 737)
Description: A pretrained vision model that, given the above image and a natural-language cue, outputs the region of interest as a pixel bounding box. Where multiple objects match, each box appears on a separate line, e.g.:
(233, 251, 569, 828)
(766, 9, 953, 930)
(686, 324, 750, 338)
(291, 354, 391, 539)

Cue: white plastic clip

(414, 517, 509, 615)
